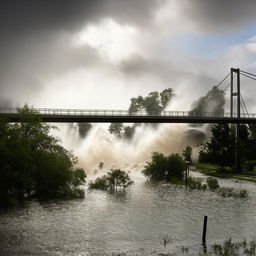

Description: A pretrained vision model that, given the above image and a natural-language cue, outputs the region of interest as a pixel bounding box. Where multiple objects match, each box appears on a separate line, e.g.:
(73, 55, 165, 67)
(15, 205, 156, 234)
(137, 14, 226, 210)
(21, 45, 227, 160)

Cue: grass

(195, 163, 256, 183)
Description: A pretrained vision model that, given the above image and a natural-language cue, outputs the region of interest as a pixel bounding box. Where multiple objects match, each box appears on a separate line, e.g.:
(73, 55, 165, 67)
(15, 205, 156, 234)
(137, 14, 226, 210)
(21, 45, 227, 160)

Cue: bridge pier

(231, 68, 241, 172)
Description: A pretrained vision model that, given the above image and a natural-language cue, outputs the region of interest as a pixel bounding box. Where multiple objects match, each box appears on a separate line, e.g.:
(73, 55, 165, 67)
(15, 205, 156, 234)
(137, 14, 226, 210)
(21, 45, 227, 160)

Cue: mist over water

(56, 122, 202, 174)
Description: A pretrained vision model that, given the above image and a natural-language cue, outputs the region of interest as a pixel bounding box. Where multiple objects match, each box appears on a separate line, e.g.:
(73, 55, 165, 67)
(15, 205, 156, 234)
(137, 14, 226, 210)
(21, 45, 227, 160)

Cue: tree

(142, 152, 185, 181)
(0, 105, 87, 207)
(89, 169, 134, 190)
(160, 88, 174, 109)
(198, 124, 235, 170)
(78, 123, 92, 138)
(128, 88, 174, 116)
(108, 123, 124, 137)
(191, 87, 225, 115)
(182, 146, 192, 163)
(123, 125, 136, 140)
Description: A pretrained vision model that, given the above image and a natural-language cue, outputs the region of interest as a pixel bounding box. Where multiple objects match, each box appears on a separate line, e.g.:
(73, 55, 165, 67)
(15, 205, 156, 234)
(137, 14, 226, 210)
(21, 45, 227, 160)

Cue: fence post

(202, 216, 208, 244)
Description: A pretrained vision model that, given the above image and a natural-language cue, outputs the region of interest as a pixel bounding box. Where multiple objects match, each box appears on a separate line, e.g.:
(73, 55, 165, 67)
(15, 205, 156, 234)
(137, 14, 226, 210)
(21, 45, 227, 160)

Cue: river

(0, 171, 256, 255)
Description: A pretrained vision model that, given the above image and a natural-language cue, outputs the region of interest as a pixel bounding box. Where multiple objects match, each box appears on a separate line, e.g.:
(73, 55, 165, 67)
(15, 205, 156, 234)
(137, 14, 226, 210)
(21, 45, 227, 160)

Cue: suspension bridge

(0, 68, 255, 124)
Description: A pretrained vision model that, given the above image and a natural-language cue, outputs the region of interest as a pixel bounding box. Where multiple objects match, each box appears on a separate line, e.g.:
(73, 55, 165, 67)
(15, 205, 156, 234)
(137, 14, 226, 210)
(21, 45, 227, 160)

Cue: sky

(1, 0, 256, 112)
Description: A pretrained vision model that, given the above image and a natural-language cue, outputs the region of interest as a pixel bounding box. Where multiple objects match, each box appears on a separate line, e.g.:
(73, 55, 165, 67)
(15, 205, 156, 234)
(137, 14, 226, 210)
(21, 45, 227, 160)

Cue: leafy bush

(217, 187, 248, 198)
(89, 169, 134, 190)
(89, 176, 108, 190)
(142, 152, 185, 181)
(206, 177, 220, 190)
(187, 177, 207, 190)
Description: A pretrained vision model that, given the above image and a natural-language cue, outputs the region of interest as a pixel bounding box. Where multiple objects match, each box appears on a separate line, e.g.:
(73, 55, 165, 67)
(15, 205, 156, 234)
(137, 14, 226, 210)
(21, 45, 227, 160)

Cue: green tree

(108, 123, 124, 137)
(191, 87, 225, 115)
(182, 146, 192, 163)
(78, 123, 92, 137)
(0, 105, 87, 207)
(199, 124, 235, 171)
(123, 125, 136, 140)
(89, 169, 134, 190)
(142, 152, 185, 181)
(160, 88, 174, 109)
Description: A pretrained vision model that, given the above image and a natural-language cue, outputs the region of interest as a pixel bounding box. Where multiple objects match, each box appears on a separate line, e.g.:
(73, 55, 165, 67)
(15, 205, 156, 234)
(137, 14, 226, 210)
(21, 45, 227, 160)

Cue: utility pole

(230, 68, 240, 172)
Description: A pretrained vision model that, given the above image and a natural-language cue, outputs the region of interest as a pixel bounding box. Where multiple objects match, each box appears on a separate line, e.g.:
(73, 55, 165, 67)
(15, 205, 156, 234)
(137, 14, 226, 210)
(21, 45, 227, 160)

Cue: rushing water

(1, 171, 256, 255)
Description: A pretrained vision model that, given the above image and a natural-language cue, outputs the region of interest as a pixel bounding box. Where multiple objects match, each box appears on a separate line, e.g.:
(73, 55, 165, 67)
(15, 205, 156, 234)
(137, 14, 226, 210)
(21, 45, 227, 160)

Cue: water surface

(0, 171, 255, 255)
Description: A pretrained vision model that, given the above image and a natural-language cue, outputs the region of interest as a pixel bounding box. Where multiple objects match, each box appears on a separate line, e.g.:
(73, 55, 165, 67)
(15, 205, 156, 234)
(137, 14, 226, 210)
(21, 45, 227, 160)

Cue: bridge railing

(0, 108, 256, 118)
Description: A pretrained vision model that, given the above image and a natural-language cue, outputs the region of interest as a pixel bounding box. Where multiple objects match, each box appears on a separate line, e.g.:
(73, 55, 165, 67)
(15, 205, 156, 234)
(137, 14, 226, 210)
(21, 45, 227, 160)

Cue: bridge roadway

(1, 108, 256, 124)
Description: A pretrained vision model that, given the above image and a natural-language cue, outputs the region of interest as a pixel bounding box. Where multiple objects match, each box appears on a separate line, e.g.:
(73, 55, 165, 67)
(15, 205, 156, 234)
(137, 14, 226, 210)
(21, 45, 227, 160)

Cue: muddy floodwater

(1, 171, 256, 255)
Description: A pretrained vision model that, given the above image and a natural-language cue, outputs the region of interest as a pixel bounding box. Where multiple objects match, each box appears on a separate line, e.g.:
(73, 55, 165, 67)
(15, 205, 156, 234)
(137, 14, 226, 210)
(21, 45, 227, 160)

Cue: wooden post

(185, 161, 189, 188)
(202, 216, 208, 243)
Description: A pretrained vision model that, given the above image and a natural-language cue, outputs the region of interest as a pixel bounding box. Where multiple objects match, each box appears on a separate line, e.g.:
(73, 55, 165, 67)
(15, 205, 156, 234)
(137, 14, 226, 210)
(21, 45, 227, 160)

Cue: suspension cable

(240, 70, 256, 77)
(240, 72, 256, 81)
(223, 73, 236, 92)
(215, 72, 231, 89)
(241, 94, 249, 116)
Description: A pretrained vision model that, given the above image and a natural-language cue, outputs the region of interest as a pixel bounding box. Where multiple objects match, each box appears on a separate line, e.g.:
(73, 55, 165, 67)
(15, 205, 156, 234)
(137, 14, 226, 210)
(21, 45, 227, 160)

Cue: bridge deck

(1, 108, 256, 123)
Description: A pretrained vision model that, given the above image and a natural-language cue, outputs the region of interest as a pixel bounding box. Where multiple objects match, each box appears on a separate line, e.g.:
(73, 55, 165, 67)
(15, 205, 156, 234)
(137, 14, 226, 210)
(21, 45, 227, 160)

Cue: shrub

(217, 187, 248, 198)
(142, 152, 185, 181)
(206, 177, 220, 190)
(89, 169, 134, 191)
(187, 177, 207, 190)
(89, 176, 108, 190)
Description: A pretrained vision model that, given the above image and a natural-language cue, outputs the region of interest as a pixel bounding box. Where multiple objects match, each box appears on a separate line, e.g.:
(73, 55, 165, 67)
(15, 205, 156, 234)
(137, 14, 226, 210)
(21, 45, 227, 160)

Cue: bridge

(1, 108, 256, 124)
(1, 67, 256, 172)
(0, 68, 255, 124)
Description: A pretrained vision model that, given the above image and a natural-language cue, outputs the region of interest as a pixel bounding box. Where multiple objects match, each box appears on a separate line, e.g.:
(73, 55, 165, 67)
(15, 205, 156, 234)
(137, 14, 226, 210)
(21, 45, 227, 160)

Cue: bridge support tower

(230, 68, 241, 172)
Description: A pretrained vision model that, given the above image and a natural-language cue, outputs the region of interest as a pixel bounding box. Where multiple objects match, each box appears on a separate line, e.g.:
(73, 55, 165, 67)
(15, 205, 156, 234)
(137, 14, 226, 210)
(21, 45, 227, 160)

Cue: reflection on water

(0, 171, 256, 255)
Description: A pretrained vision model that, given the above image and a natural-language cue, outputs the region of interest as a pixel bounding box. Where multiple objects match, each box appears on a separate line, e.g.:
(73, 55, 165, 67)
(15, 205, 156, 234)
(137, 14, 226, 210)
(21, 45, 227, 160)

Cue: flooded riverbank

(0, 171, 255, 255)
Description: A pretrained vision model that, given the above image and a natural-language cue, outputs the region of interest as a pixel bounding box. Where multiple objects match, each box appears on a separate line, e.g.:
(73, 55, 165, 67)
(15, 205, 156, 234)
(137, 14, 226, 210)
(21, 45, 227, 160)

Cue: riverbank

(194, 163, 256, 183)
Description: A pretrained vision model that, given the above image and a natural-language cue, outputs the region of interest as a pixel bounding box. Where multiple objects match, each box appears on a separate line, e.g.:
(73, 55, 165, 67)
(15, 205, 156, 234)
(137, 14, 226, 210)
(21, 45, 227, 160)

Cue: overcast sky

(1, 0, 256, 112)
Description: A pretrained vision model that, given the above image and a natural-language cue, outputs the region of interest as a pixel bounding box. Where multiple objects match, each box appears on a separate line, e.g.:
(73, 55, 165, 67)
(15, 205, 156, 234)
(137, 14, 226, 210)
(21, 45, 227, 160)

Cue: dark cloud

(180, 0, 256, 33)
(0, 0, 159, 104)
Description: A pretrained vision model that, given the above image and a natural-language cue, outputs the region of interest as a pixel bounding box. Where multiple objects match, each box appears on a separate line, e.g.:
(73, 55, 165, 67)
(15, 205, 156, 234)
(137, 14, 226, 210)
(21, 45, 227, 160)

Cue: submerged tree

(89, 169, 134, 190)
(142, 152, 185, 181)
(0, 105, 87, 207)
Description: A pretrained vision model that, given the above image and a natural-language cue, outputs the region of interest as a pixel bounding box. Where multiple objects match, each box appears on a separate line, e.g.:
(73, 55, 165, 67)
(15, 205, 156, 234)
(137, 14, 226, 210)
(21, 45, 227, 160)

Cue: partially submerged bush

(142, 152, 185, 181)
(187, 177, 207, 190)
(217, 187, 248, 198)
(207, 177, 220, 190)
(89, 169, 134, 191)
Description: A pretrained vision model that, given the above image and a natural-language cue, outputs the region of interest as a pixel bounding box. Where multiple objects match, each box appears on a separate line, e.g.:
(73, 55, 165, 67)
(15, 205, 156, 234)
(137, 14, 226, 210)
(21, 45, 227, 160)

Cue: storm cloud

(0, 0, 256, 109)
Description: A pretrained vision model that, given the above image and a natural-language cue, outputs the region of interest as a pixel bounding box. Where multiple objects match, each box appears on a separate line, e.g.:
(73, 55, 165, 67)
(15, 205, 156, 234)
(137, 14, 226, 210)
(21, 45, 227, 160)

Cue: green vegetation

(0, 105, 87, 207)
(196, 163, 256, 183)
(182, 145, 192, 163)
(198, 123, 256, 174)
(187, 176, 207, 190)
(109, 88, 174, 140)
(89, 169, 134, 191)
(217, 187, 248, 198)
(142, 152, 185, 181)
(191, 87, 225, 115)
(206, 177, 220, 190)
(129, 88, 174, 115)
(78, 123, 92, 138)
(203, 237, 256, 256)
